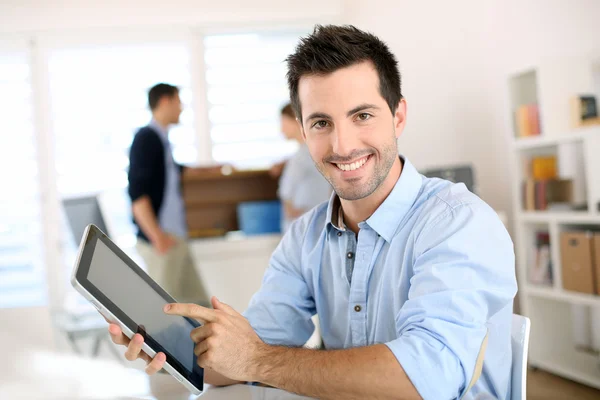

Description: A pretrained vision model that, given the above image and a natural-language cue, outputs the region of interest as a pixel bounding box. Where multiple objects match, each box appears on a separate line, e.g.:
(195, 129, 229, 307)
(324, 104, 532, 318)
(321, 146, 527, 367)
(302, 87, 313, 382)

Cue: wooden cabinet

(182, 168, 278, 237)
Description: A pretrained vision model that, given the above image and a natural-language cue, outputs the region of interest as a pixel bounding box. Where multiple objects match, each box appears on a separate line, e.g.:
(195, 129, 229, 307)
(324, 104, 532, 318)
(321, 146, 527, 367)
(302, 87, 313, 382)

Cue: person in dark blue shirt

(128, 83, 208, 305)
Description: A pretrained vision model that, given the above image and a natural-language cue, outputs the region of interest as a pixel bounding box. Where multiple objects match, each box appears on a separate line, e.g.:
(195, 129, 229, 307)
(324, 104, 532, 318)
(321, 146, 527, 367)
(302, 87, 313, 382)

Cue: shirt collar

(325, 192, 345, 231)
(325, 157, 423, 242)
(149, 119, 169, 141)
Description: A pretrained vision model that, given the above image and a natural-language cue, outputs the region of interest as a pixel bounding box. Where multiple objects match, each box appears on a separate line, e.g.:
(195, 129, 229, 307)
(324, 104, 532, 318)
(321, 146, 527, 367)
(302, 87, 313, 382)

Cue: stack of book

(522, 155, 573, 211)
(515, 103, 541, 137)
(522, 179, 573, 210)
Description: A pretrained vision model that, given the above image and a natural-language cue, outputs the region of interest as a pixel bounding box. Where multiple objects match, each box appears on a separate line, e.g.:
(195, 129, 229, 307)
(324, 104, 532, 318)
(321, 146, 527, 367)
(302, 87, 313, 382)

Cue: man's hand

(152, 232, 176, 255)
(107, 323, 166, 375)
(283, 200, 305, 219)
(106, 318, 242, 387)
(268, 161, 285, 178)
(164, 296, 266, 382)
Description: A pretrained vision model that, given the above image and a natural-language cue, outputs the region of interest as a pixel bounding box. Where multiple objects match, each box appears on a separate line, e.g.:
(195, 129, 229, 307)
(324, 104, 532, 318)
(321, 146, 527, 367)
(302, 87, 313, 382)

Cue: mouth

(331, 154, 372, 172)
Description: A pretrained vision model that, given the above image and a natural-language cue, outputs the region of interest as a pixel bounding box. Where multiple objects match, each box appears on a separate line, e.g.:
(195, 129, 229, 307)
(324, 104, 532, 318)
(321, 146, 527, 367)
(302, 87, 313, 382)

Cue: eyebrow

(346, 103, 380, 117)
(305, 112, 332, 123)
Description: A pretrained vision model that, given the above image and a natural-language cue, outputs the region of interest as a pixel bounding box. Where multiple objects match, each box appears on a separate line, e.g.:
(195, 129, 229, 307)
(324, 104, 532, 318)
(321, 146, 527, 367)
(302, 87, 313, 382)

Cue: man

(277, 103, 332, 232)
(112, 26, 517, 400)
(128, 83, 209, 305)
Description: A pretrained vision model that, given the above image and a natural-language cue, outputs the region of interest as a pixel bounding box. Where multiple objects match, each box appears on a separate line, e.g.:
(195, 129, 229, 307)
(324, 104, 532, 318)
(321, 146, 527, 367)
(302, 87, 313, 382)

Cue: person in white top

(273, 103, 332, 232)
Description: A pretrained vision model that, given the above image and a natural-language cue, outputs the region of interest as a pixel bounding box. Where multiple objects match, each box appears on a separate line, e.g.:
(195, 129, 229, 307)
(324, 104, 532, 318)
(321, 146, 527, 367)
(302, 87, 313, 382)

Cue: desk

(189, 233, 282, 313)
(1, 345, 312, 400)
(196, 385, 312, 400)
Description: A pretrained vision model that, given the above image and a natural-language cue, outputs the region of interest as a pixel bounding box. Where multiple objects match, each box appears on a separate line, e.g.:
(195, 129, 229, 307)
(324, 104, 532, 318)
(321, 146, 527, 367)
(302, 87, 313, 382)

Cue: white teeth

(336, 156, 369, 171)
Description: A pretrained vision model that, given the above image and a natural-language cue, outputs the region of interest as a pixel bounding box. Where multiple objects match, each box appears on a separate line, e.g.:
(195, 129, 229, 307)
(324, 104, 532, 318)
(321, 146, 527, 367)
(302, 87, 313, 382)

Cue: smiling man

(109, 25, 517, 400)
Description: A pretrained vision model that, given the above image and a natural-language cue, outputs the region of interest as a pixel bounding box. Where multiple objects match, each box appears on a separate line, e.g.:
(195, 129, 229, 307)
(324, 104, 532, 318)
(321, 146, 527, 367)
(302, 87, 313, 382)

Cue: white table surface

(2, 346, 312, 400)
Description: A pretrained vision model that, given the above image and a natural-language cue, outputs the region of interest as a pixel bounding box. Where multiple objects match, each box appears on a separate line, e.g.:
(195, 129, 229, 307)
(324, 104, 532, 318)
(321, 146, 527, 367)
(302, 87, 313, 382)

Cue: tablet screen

(75, 225, 203, 390)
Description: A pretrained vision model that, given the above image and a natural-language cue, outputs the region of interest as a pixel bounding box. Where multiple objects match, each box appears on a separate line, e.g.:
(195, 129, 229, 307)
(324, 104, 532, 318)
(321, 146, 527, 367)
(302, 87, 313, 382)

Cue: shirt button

(354, 305, 362, 312)
(337, 231, 342, 237)
(347, 252, 354, 259)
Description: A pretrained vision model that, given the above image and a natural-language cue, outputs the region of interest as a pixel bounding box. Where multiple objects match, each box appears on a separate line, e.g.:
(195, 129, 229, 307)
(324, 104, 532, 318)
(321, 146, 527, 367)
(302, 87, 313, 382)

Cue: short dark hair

(148, 83, 179, 111)
(286, 25, 402, 121)
(280, 103, 295, 119)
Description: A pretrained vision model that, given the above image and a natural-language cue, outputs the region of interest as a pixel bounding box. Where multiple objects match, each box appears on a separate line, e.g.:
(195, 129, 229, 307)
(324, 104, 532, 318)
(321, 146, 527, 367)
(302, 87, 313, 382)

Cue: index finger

(164, 303, 217, 323)
(108, 323, 130, 346)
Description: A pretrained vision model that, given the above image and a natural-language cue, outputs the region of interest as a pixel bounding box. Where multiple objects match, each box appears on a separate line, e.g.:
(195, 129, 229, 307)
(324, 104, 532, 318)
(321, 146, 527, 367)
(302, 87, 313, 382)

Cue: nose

(331, 121, 360, 158)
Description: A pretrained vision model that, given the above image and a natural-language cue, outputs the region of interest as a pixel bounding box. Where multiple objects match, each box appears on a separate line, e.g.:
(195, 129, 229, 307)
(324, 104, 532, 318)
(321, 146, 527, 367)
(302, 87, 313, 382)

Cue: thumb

(212, 296, 237, 316)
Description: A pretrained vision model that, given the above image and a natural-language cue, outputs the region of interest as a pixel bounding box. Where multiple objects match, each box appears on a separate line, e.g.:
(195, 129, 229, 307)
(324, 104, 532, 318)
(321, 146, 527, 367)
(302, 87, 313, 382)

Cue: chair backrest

(511, 314, 531, 400)
(422, 164, 477, 194)
(63, 195, 110, 243)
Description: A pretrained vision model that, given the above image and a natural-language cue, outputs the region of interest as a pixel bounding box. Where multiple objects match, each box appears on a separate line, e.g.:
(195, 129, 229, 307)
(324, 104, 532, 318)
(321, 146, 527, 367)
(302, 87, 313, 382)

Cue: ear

(157, 96, 168, 109)
(393, 98, 407, 139)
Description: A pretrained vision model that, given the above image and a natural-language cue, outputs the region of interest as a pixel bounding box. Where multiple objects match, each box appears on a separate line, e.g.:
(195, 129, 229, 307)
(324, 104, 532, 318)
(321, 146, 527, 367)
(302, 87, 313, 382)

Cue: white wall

(343, 0, 600, 220)
(2, 0, 599, 217)
(0, 0, 342, 34)
(4, 0, 599, 218)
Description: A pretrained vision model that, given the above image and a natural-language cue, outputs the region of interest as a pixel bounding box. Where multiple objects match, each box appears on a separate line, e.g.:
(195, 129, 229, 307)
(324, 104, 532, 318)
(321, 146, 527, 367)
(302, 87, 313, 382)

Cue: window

(204, 32, 304, 169)
(0, 50, 47, 308)
(0, 30, 308, 309)
(47, 42, 196, 307)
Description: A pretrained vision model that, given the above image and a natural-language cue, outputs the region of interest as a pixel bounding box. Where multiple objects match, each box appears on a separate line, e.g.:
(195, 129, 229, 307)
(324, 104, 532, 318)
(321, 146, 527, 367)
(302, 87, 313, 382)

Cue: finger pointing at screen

(164, 296, 266, 382)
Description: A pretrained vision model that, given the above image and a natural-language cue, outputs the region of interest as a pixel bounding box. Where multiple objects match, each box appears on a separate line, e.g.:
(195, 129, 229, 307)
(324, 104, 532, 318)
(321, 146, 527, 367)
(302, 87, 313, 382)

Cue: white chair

(511, 314, 531, 400)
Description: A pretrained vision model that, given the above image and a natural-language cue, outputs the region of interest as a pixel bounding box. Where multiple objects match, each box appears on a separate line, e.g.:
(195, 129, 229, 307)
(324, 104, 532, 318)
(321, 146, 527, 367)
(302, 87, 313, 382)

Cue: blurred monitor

(422, 165, 476, 194)
(63, 196, 109, 245)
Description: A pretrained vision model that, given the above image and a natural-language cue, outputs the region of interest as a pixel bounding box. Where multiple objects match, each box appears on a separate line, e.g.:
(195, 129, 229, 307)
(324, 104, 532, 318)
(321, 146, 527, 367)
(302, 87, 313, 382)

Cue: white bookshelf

(510, 55, 600, 388)
(513, 125, 600, 150)
(519, 211, 600, 224)
(527, 285, 600, 307)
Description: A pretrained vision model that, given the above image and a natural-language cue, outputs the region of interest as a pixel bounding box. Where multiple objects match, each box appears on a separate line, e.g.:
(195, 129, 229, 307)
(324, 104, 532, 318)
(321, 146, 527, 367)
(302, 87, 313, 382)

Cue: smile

(334, 155, 371, 171)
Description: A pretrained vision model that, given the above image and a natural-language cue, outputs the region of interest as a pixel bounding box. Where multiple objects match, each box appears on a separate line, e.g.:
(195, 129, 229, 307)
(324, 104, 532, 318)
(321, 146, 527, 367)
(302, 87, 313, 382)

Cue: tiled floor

(528, 368, 600, 400)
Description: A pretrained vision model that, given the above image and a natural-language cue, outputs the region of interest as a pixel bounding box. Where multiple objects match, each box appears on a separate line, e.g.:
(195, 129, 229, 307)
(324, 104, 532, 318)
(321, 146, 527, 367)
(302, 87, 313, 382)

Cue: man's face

(163, 92, 182, 125)
(298, 61, 406, 201)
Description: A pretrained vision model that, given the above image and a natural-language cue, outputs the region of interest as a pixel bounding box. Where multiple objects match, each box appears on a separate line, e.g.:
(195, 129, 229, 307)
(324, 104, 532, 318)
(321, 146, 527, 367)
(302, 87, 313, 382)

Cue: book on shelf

(521, 155, 574, 210)
(528, 231, 552, 285)
(522, 155, 557, 181)
(570, 94, 600, 128)
(531, 156, 557, 180)
(515, 103, 541, 137)
(522, 179, 573, 211)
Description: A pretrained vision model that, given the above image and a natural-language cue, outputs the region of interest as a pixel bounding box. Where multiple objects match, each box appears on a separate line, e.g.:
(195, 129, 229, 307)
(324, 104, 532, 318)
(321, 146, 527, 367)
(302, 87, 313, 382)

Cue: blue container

(237, 200, 282, 235)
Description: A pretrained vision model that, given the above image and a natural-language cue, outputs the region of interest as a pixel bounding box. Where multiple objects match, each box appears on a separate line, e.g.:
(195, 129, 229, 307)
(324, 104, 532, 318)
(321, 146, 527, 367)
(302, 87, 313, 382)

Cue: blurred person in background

(128, 83, 209, 305)
(275, 103, 332, 232)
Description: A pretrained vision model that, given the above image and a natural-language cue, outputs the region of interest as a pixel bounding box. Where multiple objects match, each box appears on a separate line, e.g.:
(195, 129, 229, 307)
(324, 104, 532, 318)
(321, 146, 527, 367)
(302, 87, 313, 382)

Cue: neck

(340, 157, 403, 234)
(152, 114, 170, 131)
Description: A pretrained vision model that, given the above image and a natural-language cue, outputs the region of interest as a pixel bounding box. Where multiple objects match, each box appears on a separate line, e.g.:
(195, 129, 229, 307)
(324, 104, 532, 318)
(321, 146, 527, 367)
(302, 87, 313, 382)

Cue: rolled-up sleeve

(243, 215, 316, 346)
(385, 202, 517, 400)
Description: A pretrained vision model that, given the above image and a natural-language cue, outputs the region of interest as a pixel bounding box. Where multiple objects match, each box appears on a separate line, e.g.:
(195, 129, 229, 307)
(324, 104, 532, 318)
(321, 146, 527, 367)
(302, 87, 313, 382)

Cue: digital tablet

(70, 224, 203, 395)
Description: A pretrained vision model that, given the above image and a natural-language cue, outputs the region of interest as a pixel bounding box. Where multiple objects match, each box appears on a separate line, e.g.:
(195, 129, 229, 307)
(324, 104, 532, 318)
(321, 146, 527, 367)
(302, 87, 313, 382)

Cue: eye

(312, 120, 329, 129)
(357, 113, 371, 121)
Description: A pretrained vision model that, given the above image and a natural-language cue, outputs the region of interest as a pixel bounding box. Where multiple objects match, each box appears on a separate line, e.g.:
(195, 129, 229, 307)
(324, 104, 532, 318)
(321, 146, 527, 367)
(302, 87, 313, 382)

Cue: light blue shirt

(244, 157, 517, 400)
(278, 144, 332, 232)
(149, 120, 188, 239)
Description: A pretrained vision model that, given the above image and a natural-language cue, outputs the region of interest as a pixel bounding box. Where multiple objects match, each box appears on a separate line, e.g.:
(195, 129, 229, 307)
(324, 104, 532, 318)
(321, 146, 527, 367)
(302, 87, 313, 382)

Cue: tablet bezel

(71, 224, 203, 393)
